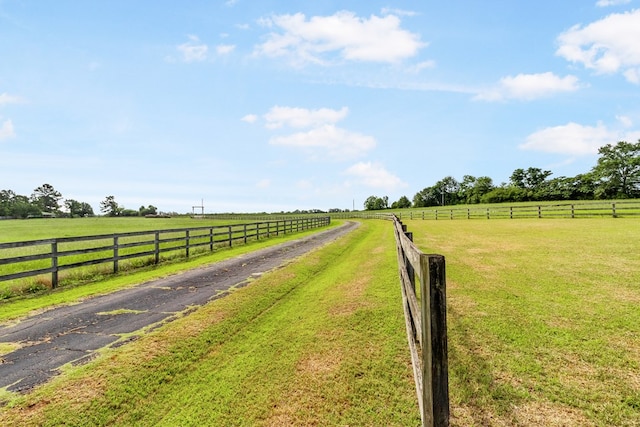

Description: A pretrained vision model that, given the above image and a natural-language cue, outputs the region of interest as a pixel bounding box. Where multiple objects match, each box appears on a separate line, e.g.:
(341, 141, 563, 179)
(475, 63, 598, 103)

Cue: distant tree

(412, 187, 439, 208)
(364, 195, 388, 210)
(0, 189, 16, 216)
(10, 194, 41, 218)
(65, 199, 94, 217)
(391, 195, 411, 209)
(100, 195, 122, 217)
(434, 176, 460, 205)
(31, 183, 62, 213)
(591, 140, 640, 198)
(458, 175, 494, 204)
(139, 205, 158, 216)
(480, 186, 526, 204)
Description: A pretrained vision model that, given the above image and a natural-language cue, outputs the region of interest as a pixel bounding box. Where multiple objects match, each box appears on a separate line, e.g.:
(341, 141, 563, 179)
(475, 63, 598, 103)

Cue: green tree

(31, 183, 62, 213)
(412, 187, 439, 207)
(591, 140, 640, 198)
(139, 205, 158, 216)
(458, 175, 494, 204)
(391, 195, 411, 209)
(65, 199, 95, 217)
(100, 195, 122, 217)
(364, 195, 387, 210)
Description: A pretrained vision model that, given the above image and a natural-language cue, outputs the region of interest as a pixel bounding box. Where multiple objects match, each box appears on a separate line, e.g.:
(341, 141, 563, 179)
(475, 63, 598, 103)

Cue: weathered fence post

(422, 254, 449, 427)
(113, 236, 119, 273)
(612, 202, 617, 218)
(51, 241, 58, 289)
(154, 232, 160, 264)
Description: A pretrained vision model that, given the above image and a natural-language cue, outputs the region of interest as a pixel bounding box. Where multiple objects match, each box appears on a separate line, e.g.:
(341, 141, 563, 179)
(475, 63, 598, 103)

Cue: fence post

(510, 206, 513, 219)
(571, 204, 575, 219)
(420, 254, 449, 427)
(154, 232, 160, 264)
(185, 230, 190, 257)
(228, 225, 233, 247)
(51, 241, 58, 289)
(612, 202, 617, 218)
(244, 224, 248, 244)
(113, 236, 119, 273)
(486, 208, 490, 220)
(209, 227, 214, 251)
(538, 205, 542, 219)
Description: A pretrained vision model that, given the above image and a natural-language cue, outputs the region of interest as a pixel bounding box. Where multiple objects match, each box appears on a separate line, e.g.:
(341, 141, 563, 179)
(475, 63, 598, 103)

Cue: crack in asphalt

(0, 221, 358, 393)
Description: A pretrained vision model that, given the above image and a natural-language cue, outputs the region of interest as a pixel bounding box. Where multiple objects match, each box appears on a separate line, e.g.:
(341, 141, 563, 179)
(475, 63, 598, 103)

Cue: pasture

(408, 217, 640, 425)
(1, 216, 639, 425)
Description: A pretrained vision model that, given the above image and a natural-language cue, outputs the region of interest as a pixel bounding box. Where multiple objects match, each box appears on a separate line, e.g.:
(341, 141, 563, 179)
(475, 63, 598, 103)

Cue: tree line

(365, 140, 640, 210)
(0, 185, 160, 218)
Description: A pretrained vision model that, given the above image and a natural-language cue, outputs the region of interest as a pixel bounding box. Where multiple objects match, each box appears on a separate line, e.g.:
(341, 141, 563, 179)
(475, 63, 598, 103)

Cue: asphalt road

(0, 221, 358, 393)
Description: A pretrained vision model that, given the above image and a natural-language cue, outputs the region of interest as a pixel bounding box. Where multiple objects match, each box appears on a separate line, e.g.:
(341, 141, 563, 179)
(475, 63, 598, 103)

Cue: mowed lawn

(0, 220, 421, 426)
(407, 217, 640, 426)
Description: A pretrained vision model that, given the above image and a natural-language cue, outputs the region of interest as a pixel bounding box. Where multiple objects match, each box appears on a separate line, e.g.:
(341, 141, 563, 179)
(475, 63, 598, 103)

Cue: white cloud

(178, 35, 208, 62)
(556, 9, 640, 83)
(264, 106, 348, 129)
(254, 11, 426, 66)
(596, 0, 631, 7)
(617, 115, 633, 127)
(270, 124, 376, 160)
(0, 93, 25, 105)
(0, 119, 16, 140)
(216, 44, 235, 55)
(475, 72, 581, 101)
(380, 8, 418, 17)
(344, 161, 407, 191)
(519, 122, 635, 155)
(241, 114, 258, 123)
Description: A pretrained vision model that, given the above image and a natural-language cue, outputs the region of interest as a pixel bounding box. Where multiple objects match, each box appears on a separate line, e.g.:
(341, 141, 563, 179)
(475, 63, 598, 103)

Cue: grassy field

(2, 216, 639, 425)
(0, 220, 420, 426)
(407, 217, 640, 426)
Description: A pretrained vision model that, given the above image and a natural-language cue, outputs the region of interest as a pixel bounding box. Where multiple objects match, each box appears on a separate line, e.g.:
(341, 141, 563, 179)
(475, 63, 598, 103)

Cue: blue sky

(1, 1, 640, 213)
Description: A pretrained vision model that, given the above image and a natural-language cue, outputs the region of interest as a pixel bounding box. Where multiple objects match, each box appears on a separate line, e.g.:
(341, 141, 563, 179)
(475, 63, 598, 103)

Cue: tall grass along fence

(392, 215, 449, 427)
(0, 217, 330, 290)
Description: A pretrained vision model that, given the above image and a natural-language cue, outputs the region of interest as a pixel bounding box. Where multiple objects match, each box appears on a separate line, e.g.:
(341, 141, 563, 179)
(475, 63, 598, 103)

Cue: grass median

(0, 220, 419, 426)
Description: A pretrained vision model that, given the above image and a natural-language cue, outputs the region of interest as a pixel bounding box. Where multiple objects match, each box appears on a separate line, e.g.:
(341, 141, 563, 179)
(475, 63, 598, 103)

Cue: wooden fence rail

(392, 215, 449, 427)
(329, 200, 640, 221)
(0, 217, 330, 288)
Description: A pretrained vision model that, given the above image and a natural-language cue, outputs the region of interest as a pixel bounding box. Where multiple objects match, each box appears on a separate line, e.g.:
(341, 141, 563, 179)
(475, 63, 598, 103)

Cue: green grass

(407, 218, 640, 426)
(0, 217, 250, 243)
(0, 220, 420, 426)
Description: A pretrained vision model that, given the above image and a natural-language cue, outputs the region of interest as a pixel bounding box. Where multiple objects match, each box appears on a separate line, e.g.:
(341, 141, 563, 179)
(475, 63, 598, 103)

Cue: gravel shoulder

(0, 221, 359, 393)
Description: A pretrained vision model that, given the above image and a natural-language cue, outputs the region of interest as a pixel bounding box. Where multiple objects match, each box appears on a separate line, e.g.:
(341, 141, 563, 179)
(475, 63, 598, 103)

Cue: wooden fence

(392, 215, 449, 427)
(329, 200, 640, 220)
(0, 217, 330, 289)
